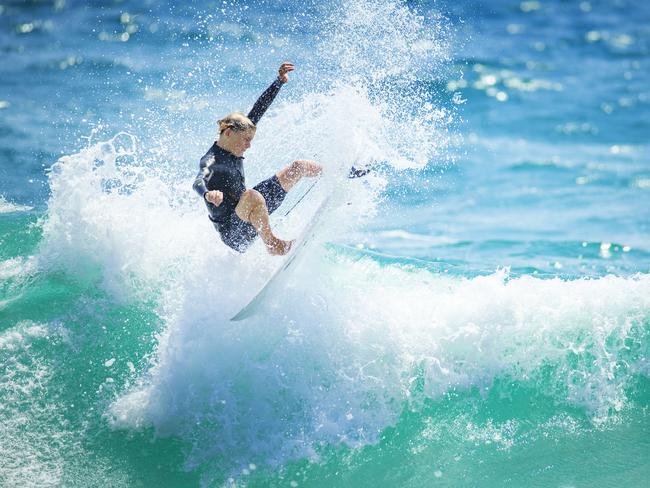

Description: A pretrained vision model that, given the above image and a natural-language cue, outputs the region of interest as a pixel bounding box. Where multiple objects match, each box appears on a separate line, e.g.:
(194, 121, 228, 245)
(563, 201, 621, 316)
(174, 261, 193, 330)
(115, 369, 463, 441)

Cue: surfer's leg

(235, 189, 292, 256)
(253, 175, 287, 215)
(276, 159, 322, 192)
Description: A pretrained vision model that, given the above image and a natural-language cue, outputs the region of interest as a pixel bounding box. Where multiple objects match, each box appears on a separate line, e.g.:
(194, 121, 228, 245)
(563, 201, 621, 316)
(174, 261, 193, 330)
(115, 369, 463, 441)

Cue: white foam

(0, 195, 32, 214)
(110, 252, 650, 473)
(39, 133, 225, 301)
(0, 322, 66, 486)
(0, 322, 48, 350)
(0, 256, 39, 313)
(0, 256, 36, 281)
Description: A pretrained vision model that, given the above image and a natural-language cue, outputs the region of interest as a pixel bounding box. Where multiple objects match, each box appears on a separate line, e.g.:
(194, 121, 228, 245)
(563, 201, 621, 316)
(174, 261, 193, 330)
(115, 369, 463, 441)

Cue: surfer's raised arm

(247, 62, 294, 124)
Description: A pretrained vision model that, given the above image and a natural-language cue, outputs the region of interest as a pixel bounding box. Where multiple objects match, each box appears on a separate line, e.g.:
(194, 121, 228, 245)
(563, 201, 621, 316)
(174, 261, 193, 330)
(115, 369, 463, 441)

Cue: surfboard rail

(230, 196, 331, 321)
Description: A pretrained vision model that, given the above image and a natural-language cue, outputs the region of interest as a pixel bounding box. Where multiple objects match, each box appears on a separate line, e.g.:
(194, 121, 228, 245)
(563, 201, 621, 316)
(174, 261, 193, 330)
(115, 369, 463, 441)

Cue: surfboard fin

(348, 165, 372, 178)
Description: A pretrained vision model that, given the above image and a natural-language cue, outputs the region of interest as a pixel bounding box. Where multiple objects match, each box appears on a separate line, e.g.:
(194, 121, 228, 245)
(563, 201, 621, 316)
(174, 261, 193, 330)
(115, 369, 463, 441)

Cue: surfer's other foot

(267, 238, 293, 256)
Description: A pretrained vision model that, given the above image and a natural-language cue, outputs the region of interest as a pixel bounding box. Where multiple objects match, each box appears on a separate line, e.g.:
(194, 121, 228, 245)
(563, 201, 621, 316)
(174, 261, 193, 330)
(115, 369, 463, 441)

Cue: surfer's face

(227, 128, 255, 157)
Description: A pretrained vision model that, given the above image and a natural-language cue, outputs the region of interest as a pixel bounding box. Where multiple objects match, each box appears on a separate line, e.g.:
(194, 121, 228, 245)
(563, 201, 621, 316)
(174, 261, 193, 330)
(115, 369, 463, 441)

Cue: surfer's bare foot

(294, 159, 322, 177)
(267, 237, 293, 256)
(276, 160, 323, 192)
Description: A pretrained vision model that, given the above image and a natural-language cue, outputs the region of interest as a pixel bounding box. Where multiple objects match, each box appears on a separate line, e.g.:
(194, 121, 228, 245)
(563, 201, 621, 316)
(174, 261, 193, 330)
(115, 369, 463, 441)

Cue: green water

(256, 379, 650, 488)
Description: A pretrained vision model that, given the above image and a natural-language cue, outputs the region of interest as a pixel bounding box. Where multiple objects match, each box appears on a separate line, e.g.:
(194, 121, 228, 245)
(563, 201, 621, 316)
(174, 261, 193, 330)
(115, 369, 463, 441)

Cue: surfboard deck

(230, 196, 331, 321)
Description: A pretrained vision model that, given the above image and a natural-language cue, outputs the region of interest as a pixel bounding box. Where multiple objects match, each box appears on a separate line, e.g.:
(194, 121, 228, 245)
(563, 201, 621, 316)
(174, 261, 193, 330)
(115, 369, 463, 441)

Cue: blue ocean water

(1, 0, 649, 486)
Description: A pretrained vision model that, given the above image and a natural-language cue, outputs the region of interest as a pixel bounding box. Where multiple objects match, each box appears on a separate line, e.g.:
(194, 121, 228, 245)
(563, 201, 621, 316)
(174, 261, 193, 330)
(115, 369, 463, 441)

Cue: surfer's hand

(205, 190, 223, 206)
(278, 62, 294, 83)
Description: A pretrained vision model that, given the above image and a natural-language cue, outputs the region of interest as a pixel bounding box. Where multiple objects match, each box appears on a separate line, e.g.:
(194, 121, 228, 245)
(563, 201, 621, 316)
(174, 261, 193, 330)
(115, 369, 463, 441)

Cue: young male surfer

(193, 62, 322, 255)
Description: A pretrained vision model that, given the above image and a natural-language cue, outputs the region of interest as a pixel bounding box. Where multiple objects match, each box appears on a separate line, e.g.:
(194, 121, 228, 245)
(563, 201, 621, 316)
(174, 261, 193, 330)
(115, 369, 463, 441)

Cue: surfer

(193, 62, 322, 255)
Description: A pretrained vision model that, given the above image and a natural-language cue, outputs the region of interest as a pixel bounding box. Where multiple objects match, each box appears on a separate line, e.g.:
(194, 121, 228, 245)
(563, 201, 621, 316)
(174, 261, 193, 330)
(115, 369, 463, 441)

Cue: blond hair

(217, 112, 256, 135)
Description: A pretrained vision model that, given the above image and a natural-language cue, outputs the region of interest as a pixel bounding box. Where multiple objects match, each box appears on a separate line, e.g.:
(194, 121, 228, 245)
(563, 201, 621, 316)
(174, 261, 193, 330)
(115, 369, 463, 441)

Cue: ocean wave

(25, 0, 650, 483)
(108, 254, 650, 477)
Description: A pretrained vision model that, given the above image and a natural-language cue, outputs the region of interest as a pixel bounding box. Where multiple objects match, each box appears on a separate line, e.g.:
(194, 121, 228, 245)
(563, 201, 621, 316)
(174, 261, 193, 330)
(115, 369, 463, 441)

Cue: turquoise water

(1, 0, 649, 486)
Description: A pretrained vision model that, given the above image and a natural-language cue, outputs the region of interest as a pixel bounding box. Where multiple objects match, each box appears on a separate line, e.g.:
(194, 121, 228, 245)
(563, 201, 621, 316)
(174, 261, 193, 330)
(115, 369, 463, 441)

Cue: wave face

(1, 0, 649, 486)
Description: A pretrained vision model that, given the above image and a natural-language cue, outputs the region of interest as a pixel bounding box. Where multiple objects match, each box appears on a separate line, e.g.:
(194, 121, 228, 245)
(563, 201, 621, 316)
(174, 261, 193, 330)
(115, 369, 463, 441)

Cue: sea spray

(317, 0, 456, 170)
(39, 133, 215, 301)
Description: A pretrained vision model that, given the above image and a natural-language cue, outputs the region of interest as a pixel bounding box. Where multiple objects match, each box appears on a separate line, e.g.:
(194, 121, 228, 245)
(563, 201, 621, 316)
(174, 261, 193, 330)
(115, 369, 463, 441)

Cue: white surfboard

(230, 196, 331, 321)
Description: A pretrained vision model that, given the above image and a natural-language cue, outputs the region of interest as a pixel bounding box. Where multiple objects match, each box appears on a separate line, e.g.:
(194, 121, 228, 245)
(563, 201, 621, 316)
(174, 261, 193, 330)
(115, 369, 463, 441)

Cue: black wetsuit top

(192, 77, 284, 223)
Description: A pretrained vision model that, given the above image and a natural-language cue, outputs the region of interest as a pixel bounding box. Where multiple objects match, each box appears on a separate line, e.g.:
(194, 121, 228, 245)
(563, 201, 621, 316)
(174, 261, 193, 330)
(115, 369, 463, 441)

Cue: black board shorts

(214, 175, 287, 253)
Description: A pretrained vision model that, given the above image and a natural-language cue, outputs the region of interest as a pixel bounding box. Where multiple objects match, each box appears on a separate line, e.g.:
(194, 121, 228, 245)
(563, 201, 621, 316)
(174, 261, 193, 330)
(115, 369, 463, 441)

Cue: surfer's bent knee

(244, 189, 265, 207)
(236, 189, 266, 221)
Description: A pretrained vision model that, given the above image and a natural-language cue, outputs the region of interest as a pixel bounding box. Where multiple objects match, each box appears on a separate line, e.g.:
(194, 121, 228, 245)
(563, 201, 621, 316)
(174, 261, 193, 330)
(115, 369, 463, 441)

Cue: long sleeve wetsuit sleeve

(247, 77, 284, 125)
(192, 155, 212, 198)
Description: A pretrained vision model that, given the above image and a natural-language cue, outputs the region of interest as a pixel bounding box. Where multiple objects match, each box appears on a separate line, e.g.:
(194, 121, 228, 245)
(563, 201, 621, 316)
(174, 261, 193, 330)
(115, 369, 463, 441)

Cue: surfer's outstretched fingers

(235, 189, 267, 223)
